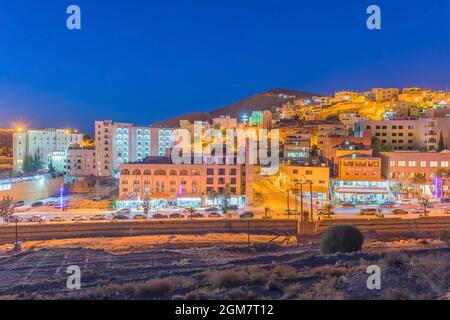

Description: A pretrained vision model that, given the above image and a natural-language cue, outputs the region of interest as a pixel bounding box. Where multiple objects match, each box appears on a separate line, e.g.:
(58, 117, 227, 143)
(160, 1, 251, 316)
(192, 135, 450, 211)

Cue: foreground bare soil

(0, 233, 449, 300)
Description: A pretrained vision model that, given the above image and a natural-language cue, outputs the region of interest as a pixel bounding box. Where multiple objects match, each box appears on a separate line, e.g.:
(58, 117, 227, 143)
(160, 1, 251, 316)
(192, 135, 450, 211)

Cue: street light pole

(309, 181, 314, 222)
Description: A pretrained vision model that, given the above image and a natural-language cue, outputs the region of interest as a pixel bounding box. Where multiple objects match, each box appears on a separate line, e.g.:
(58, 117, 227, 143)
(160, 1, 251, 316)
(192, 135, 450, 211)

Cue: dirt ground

(0, 233, 449, 300)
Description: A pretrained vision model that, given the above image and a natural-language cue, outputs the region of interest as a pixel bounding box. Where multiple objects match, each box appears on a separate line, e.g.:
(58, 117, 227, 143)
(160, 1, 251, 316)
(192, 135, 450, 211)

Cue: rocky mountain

(154, 88, 321, 127)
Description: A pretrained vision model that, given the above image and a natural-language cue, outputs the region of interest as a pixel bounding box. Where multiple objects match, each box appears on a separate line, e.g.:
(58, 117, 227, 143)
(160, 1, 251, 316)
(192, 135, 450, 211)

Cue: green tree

(371, 137, 394, 152)
(418, 196, 431, 216)
(0, 195, 16, 223)
(207, 190, 219, 206)
(309, 144, 319, 157)
(32, 151, 42, 172)
(438, 131, 446, 152)
(217, 184, 232, 215)
(48, 159, 56, 174)
(142, 196, 152, 219)
(22, 155, 35, 173)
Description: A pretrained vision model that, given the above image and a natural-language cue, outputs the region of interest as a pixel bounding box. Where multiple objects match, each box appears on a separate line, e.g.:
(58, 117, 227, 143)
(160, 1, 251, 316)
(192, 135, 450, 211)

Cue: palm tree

(264, 206, 271, 218)
(0, 195, 16, 223)
(142, 198, 151, 219)
(410, 173, 427, 197)
(322, 203, 335, 218)
(187, 207, 195, 219)
(207, 190, 219, 206)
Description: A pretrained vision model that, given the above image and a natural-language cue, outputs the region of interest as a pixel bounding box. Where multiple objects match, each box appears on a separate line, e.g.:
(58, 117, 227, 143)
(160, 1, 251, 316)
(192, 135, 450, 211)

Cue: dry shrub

(296, 278, 347, 300)
(135, 276, 196, 297)
(183, 290, 214, 300)
(265, 279, 283, 292)
(379, 251, 410, 270)
(438, 230, 450, 243)
(225, 287, 257, 300)
(408, 252, 450, 297)
(383, 288, 430, 300)
(247, 265, 270, 283)
(281, 282, 303, 299)
(203, 269, 248, 288)
(312, 265, 347, 278)
(272, 265, 300, 280)
(91, 283, 136, 297)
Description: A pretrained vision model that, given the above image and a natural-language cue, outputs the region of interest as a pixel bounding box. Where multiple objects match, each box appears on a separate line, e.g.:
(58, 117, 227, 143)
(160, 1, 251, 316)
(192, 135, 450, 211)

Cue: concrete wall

(0, 177, 63, 202)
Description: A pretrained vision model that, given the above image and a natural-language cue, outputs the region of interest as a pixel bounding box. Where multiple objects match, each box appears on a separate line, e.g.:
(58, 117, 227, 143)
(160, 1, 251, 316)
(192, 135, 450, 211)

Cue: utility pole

(300, 182, 304, 217)
(310, 181, 314, 222)
(15, 220, 18, 254)
(287, 189, 290, 219)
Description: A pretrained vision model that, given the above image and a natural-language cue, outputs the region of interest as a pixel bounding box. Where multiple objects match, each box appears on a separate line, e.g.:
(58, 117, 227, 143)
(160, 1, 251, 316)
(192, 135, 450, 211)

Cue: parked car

(14, 201, 25, 208)
(410, 208, 423, 214)
(191, 212, 205, 218)
(382, 201, 397, 207)
(113, 214, 130, 220)
(116, 208, 131, 215)
(54, 202, 69, 209)
(392, 209, 408, 215)
(90, 214, 109, 221)
(360, 208, 381, 216)
(72, 215, 89, 221)
(398, 199, 415, 205)
(153, 213, 168, 219)
(133, 214, 147, 220)
(50, 216, 66, 222)
(208, 212, 223, 218)
(239, 211, 255, 219)
(342, 202, 355, 207)
(46, 201, 57, 207)
(169, 213, 185, 219)
(31, 201, 44, 208)
(9, 216, 23, 223)
(205, 207, 219, 212)
(29, 215, 47, 222)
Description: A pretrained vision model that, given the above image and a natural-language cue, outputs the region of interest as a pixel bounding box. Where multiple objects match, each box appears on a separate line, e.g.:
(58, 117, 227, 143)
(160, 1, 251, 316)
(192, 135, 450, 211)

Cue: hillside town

(2, 87, 450, 221)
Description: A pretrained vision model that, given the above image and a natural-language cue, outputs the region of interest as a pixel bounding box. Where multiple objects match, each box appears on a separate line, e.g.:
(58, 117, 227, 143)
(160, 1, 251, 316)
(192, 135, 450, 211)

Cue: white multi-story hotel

(95, 120, 175, 177)
(13, 129, 83, 173)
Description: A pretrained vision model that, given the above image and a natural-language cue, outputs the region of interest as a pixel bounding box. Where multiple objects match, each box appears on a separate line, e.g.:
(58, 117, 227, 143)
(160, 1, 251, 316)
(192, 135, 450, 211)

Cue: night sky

(0, 0, 449, 133)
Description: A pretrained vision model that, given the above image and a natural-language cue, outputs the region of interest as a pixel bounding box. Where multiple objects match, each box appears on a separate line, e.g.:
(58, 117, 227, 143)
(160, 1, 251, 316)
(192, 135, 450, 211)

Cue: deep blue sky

(0, 0, 449, 133)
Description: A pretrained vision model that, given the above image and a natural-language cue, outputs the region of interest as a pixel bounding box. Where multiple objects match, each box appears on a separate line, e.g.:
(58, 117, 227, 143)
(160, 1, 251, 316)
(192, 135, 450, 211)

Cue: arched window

(180, 169, 189, 176)
(132, 169, 142, 175)
(143, 169, 151, 175)
(154, 169, 166, 176)
(169, 170, 177, 176)
(121, 169, 130, 175)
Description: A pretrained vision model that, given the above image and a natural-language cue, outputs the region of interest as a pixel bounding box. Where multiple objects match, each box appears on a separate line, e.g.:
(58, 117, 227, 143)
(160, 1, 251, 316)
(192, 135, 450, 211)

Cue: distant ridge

(154, 88, 321, 127)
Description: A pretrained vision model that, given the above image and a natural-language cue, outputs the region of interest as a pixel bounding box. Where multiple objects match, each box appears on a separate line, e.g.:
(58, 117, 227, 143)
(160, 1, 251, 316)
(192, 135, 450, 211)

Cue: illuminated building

(332, 153, 389, 204)
(94, 120, 175, 177)
(358, 118, 450, 151)
(379, 151, 450, 197)
(13, 128, 83, 173)
(118, 154, 253, 208)
(213, 116, 237, 129)
(66, 145, 96, 177)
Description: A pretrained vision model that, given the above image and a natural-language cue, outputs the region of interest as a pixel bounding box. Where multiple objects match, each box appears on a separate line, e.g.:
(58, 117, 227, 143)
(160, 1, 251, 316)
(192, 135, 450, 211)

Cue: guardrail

(314, 216, 450, 234)
(0, 219, 298, 243)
